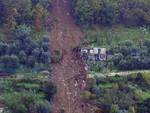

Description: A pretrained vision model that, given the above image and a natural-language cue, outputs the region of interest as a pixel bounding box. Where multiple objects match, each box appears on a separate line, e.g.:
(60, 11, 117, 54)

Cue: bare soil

(48, 0, 92, 113)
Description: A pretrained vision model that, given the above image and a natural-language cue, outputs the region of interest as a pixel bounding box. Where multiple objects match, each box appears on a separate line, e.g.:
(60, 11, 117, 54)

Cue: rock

(40, 70, 50, 76)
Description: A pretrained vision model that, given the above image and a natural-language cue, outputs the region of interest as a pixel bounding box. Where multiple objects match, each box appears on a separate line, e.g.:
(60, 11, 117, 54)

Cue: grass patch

(15, 82, 41, 90)
(0, 74, 56, 113)
(143, 73, 150, 85)
(31, 29, 49, 41)
(83, 26, 150, 47)
(0, 27, 49, 42)
(134, 89, 150, 101)
(98, 83, 113, 89)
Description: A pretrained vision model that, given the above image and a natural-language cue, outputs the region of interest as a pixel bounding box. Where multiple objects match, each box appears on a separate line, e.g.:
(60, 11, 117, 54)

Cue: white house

(80, 47, 107, 61)
(0, 103, 4, 113)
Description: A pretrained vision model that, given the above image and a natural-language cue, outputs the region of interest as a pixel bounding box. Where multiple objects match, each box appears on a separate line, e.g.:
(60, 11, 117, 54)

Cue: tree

(31, 0, 39, 6)
(0, 0, 32, 25)
(112, 53, 123, 66)
(36, 100, 51, 113)
(128, 106, 135, 113)
(27, 56, 36, 68)
(0, 55, 19, 69)
(144, 39, 150, 49)
(41, 42, 49, 52)
(31, 0, 52, 9)
(98, 2, 116, 25)
(110, 104, 119, 113)
(0, 1, 5, 24)
(6, 8, 18, 30)
(40, 51, 51, 64)
(0, 43, 9, 56)
(81, 91, 93, 100)
(8, 43, 18, 55)
(137, 98, 150, 113)
(15, 24, 31, 37)
(71, 0, 118, 26)
(24, 41, 37, 56)
(19, 51, 27, 64)
(90, 85, 100, 97)
(33, 4, 46, 31)
(42, 82, 56, 101)
(32, 48, 41, 61)
(119, 0, 150, 26)
(5, 96, 27, 113)
(72, 0, 101, 25)
(2, 92, 41, 113)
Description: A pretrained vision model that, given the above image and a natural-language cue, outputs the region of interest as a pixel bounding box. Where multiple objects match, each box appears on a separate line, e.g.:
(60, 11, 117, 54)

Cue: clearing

(48, 0, 92, 113)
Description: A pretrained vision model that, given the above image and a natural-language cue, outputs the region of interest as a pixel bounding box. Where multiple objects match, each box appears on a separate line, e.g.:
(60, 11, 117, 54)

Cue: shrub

(0, 43, 9, 56)
(137, 98, 150, 113)
(41, 42, 49, 52)
(8, 43, 18, 55)
(98, 2, 116, 25)
(39, 0, 53, 9)
(32, 48, 41, 61)
(3, 92, 29, 113)
(42, 82, 56, 101)
(51, 50, 62, 63)
(81, 91, 93, 100)
(36, 100, 51, 113)
(128, 106, 135, 113)
(71, 0, 117, 26)
(15, 24, 31, 37)
(110, 104, 119, 113)
(0, 0, 32, 24)
(119, 0, 150, 26)
(2, 91, 49, 113)
(27, 56, 36, 68)
(0, 55, 19, 69)
(109, 39, 150, 70)
(40, 51, 51, 64)
(90, 85, 100, 97)
(19, 51, 27, 64)
(31, 0, 52, 9)
(0, 31, 51, 73)
(71, 0, 150, 26)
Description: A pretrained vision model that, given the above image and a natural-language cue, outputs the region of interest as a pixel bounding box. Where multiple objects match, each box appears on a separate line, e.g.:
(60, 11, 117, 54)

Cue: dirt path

(109, 70, 150, 76)
(48, 0, 91, 113)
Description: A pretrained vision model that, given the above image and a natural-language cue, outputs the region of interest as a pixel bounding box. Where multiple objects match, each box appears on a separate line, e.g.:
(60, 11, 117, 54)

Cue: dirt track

(48, 0, 91, 113)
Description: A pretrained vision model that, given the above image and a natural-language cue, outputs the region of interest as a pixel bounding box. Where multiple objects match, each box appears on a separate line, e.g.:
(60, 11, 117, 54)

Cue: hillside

(49, 0, 88, 113)
(0, 0, 150, 113)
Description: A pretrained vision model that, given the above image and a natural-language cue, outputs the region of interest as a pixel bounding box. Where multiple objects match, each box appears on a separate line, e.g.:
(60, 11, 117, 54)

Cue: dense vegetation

(0, 24, 51, 73)
(0, 76, 56, 113)
(109, 39, 150, 70)
(71, 0, 150, 26)
(0, 0, 52, 29)
(0, 1, 55, 113)
(83, 73, 150, 113)
(84, 27, 150, 71)
(72, 0, 150, 71)
(76, 1, 150, 112)
(84, 26, 150, 47)
(0, 0, 150, 113)
(0, 0, 53, 74)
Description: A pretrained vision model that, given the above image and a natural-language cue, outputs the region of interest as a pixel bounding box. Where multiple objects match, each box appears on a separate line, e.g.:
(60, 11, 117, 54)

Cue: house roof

(81, 48, 88, 53)
(81, 47, 106, 54)
(100, 48, 106, 54)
